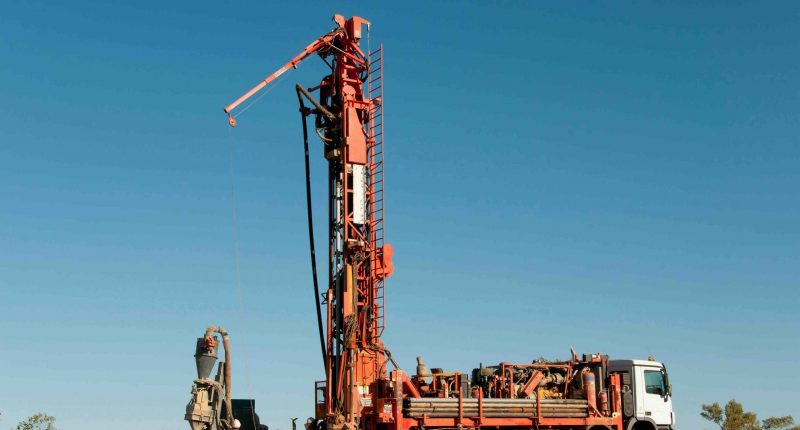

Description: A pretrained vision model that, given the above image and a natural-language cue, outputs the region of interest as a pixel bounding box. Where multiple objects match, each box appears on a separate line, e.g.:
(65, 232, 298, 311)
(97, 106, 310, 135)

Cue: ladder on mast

(367, 45, 385, 343)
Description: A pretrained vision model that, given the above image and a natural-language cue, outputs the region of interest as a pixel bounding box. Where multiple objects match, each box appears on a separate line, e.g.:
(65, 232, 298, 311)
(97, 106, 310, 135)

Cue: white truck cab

(608, 359, 675, 430)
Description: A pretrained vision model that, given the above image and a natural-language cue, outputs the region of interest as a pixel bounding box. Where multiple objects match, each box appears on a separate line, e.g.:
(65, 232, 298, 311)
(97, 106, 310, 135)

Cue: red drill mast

(218, 13, 645, 430)
(224, 14, 392, 430)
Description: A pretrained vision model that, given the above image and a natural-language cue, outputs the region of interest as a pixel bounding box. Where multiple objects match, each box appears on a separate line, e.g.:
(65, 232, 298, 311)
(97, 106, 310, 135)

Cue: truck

(183, 14, 676, 430)
(609, 359, 675, 429)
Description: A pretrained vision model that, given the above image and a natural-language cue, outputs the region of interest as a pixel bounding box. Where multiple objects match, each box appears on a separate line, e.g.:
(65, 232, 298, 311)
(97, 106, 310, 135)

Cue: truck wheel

(632, 421, 657, 430)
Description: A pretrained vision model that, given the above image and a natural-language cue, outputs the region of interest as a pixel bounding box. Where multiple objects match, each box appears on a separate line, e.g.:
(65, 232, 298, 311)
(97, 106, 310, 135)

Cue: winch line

(232, 73, 288, 119)
(226, 126, 259, 429)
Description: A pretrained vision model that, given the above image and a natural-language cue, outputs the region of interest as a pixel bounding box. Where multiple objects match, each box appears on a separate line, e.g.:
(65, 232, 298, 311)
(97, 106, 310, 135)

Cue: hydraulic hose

(205, 326, 233, 427)
(296, 85, 328, 370)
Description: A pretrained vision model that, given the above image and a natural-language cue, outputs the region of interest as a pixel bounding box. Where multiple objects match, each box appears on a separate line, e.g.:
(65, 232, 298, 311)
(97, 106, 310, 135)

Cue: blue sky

(1, 1, 798, 429)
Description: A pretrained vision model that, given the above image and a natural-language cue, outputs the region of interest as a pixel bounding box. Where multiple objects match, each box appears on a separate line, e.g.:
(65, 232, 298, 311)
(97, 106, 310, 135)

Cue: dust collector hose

(205, 326, 233, 427)
(296, 84, 328, 370)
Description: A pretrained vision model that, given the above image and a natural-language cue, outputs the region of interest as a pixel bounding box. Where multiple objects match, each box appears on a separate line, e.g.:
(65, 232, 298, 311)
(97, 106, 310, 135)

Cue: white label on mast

(352, 163, 366, 225)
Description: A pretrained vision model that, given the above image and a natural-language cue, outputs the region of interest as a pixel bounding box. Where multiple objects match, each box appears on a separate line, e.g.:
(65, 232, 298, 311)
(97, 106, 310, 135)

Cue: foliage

(701, 400, 799, 430)
(16, 413, 56, 430)
(763, 416, 799, 430)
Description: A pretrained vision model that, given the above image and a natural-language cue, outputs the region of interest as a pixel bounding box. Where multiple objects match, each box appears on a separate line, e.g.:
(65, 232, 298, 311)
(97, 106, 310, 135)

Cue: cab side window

(644, 370, 665, 395)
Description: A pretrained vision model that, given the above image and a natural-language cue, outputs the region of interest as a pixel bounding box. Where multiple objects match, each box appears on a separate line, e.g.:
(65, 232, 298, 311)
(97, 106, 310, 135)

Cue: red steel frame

(225, 14, 392, 430)
(224, 14, 624, 430)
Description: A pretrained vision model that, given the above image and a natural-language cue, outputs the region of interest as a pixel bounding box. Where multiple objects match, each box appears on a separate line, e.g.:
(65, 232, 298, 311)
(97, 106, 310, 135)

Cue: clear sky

(1, 1, 798, 429)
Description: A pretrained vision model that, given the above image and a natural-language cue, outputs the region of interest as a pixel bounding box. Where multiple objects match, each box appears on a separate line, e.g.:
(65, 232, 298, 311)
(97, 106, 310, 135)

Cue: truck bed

(403, 397, 589, 418)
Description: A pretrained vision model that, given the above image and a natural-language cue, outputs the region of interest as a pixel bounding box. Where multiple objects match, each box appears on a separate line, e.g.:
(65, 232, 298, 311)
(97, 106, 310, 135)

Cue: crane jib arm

(223, 30, 341, 127)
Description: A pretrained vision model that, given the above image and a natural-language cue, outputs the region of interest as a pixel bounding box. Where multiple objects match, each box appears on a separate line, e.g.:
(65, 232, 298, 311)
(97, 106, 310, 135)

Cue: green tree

(763, 416, 799, 430)
(15, 413, 56, 430)
(701, 400, 799, 430)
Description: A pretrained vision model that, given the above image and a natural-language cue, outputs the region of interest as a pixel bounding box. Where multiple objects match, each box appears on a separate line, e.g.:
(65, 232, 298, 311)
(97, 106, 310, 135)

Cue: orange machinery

(218, 14, 625, 430)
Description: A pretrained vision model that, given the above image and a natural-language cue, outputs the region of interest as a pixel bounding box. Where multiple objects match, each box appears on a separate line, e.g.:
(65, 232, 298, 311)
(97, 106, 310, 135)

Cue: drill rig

(185, 14, 675, 430)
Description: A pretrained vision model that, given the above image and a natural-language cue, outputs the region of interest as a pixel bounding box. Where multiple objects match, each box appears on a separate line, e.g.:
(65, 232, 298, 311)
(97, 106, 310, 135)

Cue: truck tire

(630, 420, 657, 430)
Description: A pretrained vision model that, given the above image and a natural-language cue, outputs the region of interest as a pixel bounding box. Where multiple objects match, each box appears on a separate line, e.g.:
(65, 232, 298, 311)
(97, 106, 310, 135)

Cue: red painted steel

(224, 14, 626, 430)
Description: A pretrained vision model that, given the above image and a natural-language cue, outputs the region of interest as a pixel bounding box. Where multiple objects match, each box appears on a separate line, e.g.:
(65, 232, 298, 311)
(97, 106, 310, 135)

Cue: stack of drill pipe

(404, 398, 588, 418)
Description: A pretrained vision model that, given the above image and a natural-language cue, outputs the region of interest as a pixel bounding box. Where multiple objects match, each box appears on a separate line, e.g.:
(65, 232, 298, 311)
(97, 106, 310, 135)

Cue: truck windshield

(644, 370, 666, 395)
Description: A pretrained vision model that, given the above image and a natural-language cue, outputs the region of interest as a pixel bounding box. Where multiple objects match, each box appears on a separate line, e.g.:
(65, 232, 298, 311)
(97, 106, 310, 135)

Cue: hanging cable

(225, 127, 259, 430)
(296, 86, 328, 372)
